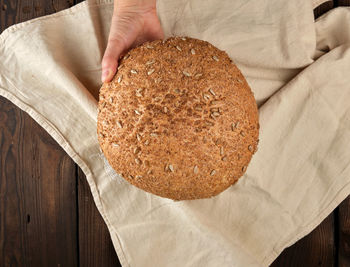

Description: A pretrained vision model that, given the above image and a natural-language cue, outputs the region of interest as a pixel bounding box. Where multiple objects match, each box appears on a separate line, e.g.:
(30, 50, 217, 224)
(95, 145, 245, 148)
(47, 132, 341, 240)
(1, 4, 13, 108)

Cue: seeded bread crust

(97, 37, 259, 200)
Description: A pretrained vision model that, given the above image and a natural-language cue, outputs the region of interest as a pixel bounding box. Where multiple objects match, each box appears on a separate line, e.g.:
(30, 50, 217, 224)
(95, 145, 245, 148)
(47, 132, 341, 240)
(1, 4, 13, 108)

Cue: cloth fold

(1, 0, 350, 266)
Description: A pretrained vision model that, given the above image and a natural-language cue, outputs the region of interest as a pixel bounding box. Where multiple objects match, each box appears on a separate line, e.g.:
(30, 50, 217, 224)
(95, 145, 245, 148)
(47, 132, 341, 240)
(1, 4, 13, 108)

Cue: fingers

(101, 3, 162, 83)
(101, 38, 125, 83)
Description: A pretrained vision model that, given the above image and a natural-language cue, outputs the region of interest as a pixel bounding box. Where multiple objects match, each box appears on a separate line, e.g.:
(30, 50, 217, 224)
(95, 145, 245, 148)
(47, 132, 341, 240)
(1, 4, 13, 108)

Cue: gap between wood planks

(1, 0, 350, 266)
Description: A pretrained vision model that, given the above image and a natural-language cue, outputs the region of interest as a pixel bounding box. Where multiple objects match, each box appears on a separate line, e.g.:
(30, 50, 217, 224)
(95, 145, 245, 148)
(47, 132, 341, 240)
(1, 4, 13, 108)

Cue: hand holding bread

(98, 37, 259, 200)
(101, 0, 163, 83)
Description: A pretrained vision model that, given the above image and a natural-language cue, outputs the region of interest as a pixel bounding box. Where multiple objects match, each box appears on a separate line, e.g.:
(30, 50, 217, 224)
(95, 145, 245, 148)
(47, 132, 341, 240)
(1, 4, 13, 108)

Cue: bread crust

(97, 37, 259, 200)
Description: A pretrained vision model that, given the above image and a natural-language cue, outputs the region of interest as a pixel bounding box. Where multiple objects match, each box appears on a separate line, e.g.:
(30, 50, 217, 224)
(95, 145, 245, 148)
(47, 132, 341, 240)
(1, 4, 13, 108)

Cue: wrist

(114, 0, 156, 13)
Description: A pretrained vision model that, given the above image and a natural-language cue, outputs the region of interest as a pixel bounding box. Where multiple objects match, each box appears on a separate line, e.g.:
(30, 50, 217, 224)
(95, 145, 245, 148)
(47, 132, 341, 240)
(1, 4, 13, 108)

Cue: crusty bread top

(97, 37, 259, 200)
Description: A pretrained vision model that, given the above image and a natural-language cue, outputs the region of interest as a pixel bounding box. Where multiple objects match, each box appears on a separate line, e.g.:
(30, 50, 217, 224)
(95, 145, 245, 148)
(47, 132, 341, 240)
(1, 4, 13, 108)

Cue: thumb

(101, 38, 125, 83)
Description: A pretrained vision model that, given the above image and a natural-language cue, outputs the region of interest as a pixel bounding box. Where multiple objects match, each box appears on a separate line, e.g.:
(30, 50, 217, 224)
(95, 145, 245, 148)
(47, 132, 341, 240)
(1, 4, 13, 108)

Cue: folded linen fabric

(1, 0, 350, 266)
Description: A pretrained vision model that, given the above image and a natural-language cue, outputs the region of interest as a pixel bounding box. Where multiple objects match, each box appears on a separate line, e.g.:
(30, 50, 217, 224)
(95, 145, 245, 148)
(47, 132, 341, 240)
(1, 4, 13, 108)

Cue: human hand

(101, 0, 164, 83)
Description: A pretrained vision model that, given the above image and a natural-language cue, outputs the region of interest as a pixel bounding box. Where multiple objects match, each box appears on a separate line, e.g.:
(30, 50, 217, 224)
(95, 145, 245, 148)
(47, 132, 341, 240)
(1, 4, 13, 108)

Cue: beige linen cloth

(1, 0, 350, 266)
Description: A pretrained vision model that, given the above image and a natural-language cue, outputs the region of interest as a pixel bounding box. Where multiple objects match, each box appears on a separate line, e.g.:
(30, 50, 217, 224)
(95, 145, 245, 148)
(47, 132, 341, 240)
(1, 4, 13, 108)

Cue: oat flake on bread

(97, 37, 259, 200)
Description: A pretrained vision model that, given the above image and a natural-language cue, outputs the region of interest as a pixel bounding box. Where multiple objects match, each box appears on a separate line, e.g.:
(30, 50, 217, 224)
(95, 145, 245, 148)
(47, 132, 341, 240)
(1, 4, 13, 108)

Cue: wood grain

(0, 1, 78, 266)
(1, 0, 350, 266)
(338, 0, 350, 6)
(338, 198, 350, 267)
(78, 168, 121, 267)
(0, 96, 78, 266)
(0, 0, 74, 33)
(271, 2, 341, 265)
(0, 97, 27, 267)
(271, 213, 335, 267)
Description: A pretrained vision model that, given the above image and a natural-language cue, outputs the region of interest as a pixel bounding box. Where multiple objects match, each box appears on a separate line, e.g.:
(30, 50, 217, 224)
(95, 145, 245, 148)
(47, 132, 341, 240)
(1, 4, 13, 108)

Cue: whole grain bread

(97, 37, 259, 200)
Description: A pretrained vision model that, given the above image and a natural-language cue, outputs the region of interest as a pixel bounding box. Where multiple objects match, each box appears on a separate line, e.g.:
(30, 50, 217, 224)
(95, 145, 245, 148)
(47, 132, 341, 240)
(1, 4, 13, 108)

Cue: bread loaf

(97, 37, 259, 200)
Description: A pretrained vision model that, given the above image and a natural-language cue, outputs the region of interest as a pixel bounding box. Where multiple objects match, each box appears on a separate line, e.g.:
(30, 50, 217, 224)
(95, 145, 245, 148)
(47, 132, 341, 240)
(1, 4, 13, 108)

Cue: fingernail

(101, 69, 111, 83)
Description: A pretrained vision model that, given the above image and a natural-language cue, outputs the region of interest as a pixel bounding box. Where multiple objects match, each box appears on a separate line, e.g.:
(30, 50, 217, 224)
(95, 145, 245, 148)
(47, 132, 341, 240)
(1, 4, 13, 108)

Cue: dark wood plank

(0, 1, 347, 267)
(271, 213, 335, 267)
(337, 0, 350, 6)
(0, 96, 78, 266)
(69, 0, 119, 264)
(326, 3, 350, 266)
(338, 197, 350, 267)
(71, 0, 120, 264)
(0, 1, 79, 266)
(314, 1, 334, 19)
(272, 2, 340, 266)
(78, 168, 121, 267)
(0, 0, 74, 33)
(0, 97, 26, 267)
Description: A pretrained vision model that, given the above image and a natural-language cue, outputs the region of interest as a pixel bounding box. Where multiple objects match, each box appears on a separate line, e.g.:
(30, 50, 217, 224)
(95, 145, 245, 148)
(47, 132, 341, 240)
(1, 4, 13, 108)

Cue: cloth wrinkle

(1, 1, 350, 267)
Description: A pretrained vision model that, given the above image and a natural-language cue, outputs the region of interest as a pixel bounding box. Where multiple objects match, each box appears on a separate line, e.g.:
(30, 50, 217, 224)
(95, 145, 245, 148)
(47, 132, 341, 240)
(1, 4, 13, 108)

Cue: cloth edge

(3, 84, 348, 266)
(264, 184, 350, 265)
(312, 0, 332, 9)
(0, 87, 130, 267)
(0, 0, 348, 266)
(0, 0, 113, 44)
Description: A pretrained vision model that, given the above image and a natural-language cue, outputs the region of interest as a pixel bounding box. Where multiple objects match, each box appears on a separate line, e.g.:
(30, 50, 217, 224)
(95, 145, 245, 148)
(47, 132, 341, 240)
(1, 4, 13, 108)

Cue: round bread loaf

(97, 37, 259, 200)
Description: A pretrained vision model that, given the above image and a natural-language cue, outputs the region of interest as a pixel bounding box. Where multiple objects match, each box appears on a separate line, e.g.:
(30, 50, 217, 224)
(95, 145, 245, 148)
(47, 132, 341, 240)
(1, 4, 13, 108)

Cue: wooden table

(0, 1, 349, 266)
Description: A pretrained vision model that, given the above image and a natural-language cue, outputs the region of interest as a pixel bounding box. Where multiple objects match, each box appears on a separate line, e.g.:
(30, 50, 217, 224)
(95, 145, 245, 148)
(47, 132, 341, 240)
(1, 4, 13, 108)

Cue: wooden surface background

(0, 0, 349, 266)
